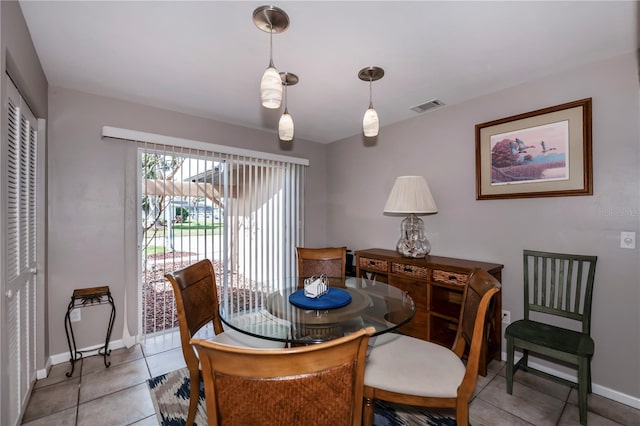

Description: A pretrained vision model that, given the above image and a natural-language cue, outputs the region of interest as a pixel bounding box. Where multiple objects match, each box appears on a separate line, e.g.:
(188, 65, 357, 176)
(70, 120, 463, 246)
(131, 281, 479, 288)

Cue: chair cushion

(506, 320, 594, 356)
(219, 329, 287, 349)
(191, 324, 286, 350)
(364, 335, 465, 398)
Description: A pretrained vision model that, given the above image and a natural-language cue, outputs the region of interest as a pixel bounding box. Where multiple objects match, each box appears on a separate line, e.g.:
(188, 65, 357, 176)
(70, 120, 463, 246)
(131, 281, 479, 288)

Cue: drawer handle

(404, 267, 413, 272)
(369, 261, 376, 265)
(448, 275, 457, 281)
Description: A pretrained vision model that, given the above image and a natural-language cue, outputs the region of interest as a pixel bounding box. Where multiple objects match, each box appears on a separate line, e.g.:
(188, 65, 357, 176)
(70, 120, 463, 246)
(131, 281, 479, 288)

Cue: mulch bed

(141, 252, 264, 334)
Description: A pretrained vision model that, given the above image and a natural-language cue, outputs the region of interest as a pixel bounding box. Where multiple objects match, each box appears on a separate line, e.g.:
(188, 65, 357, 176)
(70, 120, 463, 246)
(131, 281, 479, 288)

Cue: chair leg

(362, 396, 375, 426)
(521, 349, 529, 371)
(506, 337, 514, 394)
(186, 369, 200, 426)
(578, 357, 589, 425)
(587, 357, 593, 394)
(455, 403, 469, 426)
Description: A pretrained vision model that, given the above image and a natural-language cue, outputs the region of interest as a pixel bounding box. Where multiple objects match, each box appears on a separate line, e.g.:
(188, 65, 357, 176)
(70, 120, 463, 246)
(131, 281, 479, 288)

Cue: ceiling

(19, 1, 637, 144)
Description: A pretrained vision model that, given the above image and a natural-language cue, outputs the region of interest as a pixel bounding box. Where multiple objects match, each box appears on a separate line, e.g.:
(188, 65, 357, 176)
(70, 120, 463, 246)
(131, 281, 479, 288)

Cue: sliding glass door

(137, 142, 305, 342)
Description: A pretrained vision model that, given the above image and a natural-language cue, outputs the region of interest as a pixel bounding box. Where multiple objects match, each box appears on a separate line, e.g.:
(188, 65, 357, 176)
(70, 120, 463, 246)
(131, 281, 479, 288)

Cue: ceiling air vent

(410, 99, 445, 113)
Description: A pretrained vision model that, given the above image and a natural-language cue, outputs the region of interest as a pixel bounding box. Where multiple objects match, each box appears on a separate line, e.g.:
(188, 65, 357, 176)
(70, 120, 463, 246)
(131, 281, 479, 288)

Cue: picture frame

(475, 98, 592, 200)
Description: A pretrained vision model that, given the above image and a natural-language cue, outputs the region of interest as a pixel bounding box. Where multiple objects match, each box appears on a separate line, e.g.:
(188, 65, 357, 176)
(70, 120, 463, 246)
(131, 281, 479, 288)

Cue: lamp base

(396, 214, 431, 258)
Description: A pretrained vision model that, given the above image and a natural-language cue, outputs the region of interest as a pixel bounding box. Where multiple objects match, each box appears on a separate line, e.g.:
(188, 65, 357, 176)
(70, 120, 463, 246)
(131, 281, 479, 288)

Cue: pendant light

(278, 72, 298, 141)
(253, 6, 289, 109)
(358, 66, 385, 137)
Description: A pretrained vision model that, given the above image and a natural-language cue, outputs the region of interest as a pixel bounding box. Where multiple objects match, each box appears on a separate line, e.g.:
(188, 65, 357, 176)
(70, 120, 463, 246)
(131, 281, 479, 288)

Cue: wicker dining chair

(362, 269, 501, 426)
(506, 250, 597, 425)
(192, 326, 375, 426)
(296, 246, 347, 288)
(165, 259, 283, 426)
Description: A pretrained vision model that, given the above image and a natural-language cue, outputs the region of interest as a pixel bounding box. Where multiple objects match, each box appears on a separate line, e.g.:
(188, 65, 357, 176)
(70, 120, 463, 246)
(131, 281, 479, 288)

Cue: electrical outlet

(501, 310, 511, 324)
(70, 308, 81, 323)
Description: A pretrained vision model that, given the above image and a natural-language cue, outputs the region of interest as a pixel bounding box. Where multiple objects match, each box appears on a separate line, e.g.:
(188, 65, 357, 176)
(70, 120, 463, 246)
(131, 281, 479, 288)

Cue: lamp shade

(363, 108, 379, 137)
(383, 176, 438, 214)
(278, 112, 294, 141)
(260, 66, 283, 109)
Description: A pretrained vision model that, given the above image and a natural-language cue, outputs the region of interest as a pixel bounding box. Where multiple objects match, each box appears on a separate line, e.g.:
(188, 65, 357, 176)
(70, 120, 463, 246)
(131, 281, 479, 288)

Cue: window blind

(103, 127, 306, 340)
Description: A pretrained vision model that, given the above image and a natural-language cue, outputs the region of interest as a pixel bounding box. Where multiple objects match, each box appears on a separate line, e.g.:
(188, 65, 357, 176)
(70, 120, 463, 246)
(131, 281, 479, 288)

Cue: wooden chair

(165, 259, 283, 426)
(506, 250, 597, 425)
(296, 246, 347, 288)
(191, 326, 375, 426)
(362, 268, 501, 426)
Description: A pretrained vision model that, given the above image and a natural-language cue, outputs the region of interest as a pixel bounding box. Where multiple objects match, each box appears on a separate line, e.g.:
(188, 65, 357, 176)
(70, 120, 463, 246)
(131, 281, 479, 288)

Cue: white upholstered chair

(362, 268, 501, 426)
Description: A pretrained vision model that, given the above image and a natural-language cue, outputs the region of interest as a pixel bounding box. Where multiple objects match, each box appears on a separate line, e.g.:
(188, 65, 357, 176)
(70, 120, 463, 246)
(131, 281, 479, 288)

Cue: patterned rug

(147, 368, 456, 425)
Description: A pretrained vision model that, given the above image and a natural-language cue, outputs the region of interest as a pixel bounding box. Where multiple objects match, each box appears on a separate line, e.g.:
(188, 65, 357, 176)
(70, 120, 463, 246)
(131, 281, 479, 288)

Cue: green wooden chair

(506, 250, 597, 425)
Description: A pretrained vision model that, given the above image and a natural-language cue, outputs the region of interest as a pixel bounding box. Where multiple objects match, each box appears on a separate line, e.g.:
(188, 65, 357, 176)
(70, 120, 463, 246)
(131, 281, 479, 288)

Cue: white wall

(46, 87, 330, 356)
(327, 52, 640, 400)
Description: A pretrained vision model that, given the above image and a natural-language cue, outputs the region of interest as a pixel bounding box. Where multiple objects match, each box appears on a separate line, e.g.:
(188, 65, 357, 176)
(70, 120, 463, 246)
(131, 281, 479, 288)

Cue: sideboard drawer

(359, 257, 389, 273)
(432, 269, 468, 287)
(392, 262, 428, 279)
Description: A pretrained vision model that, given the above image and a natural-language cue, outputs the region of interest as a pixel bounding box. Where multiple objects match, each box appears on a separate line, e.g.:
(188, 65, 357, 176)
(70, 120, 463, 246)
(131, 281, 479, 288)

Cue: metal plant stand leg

(64, 286, 116, 377)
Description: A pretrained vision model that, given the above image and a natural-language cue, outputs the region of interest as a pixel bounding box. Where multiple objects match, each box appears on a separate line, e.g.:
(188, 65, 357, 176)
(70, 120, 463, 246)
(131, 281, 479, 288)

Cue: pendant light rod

(369, 79, 374, 108)
(359, 66, 384, 108)
(280, 71, 299, 112)
(268, 26, 274, 67)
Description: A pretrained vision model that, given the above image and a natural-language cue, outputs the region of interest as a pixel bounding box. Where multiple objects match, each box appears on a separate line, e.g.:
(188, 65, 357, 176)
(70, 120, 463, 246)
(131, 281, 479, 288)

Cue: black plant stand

(64, 286, 116, 377)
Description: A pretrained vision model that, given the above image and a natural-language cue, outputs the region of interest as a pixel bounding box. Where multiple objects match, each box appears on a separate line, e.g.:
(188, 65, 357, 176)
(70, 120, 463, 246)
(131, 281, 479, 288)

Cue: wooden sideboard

(355, 248, 503, 376)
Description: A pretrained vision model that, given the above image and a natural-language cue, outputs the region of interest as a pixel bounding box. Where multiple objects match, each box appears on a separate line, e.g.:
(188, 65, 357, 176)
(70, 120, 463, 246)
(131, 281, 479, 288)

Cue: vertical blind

(102, 127, 307, 340)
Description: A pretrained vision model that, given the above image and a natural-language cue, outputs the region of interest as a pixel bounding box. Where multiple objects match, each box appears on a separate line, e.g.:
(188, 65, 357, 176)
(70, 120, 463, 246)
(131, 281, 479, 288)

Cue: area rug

(148, 368, 456, 425)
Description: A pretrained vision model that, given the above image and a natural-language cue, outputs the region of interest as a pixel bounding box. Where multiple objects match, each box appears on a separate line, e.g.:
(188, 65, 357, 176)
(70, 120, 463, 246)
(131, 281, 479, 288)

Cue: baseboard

(37, 339, 126, 379)
(502, 351, 640, 410)
(35, 358, 51, 380)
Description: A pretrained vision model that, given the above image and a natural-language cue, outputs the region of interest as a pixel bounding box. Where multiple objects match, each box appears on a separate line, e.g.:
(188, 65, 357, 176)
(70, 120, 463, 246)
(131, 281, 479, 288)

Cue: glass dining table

(219, 277, 415, 346)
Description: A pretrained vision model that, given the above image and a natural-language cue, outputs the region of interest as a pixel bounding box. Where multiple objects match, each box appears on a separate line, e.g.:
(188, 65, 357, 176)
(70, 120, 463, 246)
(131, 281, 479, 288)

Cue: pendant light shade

(358, 66, 384, 137)
(261, 67, 282, 109)
(363, 108, 379, 137)
(253, 6, 289, 109)
(278, 113, 294, 141)
(278, 72, 298, 141)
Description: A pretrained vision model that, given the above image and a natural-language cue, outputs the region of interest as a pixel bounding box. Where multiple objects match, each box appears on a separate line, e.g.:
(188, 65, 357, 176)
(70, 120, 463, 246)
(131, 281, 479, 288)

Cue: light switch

(620, 231, 636, 249)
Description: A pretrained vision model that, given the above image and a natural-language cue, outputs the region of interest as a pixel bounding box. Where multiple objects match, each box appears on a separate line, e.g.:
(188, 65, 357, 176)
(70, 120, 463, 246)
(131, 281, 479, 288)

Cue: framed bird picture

(475, 98, 592, 200)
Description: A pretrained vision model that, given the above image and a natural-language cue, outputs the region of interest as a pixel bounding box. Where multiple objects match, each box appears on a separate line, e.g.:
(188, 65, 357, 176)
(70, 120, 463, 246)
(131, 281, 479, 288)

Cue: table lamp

(383, 176, 438, 258)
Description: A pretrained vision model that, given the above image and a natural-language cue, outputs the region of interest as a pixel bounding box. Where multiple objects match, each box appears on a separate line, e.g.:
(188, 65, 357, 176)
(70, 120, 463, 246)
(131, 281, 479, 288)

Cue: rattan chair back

(296, 246, 347, 288)
(165, 258, 223, 426)
(192, 327, 374, 426)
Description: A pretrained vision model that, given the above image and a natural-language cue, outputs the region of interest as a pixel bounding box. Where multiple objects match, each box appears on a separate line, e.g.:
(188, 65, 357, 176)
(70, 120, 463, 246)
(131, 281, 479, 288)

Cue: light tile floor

(22, 341, 640, 426)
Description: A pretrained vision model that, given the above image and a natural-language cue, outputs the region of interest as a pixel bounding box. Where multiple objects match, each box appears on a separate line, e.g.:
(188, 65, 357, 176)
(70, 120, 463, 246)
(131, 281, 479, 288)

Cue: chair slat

(558, 257, 565, 310)
(564, 258, 573, 313)
(574, 260, 584, 314)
